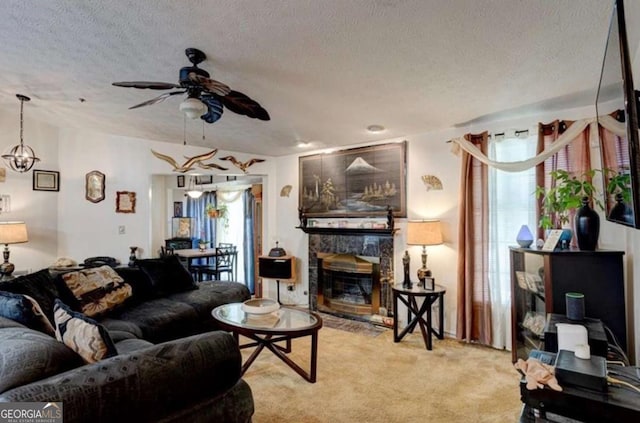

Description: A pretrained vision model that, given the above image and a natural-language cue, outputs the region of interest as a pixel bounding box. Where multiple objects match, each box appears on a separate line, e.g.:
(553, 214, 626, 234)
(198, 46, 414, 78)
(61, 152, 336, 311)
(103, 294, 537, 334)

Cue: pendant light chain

(2, 94, 40, 173)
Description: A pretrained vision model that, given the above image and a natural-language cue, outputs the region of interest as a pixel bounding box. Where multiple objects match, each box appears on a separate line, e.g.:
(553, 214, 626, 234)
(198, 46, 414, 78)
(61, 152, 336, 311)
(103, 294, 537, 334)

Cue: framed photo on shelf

(172, 217, 192, 238)
(116, 191, 136, 213)
(177, 175, 185, 188)
(33, 169, 60, 192)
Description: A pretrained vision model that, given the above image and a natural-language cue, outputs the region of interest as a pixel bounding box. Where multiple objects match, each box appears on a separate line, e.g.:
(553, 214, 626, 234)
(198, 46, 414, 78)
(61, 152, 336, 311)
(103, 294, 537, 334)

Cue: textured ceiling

(0, 0, 615, 156)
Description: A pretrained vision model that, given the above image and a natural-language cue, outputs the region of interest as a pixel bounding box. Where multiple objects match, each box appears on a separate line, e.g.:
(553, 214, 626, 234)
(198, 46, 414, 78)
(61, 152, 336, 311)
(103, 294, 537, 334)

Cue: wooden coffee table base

(235, 331, 319, 383)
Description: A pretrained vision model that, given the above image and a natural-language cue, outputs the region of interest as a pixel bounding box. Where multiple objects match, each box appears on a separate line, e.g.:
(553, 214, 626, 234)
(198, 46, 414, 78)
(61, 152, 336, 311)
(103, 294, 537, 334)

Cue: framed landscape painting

(299, 141, 407, 217)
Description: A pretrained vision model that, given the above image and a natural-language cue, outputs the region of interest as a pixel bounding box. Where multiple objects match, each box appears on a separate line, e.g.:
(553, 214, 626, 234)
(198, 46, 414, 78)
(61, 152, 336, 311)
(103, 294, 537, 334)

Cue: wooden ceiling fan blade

(200, 95, 224, 123)
(112, 81, 181, 90)
(221, 90, 270, 121)
(128, 90, 186, 109)
(188, 73, 231, 96)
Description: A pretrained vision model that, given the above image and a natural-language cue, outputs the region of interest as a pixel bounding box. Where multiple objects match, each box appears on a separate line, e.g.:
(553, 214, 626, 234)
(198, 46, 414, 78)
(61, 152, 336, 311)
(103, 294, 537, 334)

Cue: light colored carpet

(241, 325, 522, 422)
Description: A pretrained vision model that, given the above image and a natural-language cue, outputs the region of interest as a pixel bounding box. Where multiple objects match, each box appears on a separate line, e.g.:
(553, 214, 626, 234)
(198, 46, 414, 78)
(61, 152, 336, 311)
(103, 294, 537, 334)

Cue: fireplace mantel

(296, 226, 398, 236)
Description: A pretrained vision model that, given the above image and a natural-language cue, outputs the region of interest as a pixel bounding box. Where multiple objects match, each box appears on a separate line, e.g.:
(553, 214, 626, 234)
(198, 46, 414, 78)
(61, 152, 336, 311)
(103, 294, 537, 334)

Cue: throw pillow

(136, 254, 198, 296)
(53, 299, 117, 363)
(0, 268, 61, 325)
(0, 291, 56, 336)
(61, 265, 133, 317)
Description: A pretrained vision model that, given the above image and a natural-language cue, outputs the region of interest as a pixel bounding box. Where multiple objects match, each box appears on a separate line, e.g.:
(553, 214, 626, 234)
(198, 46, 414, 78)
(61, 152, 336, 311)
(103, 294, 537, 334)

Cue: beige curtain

(456, 131, 492, 345)
(535, 120, 592, 241)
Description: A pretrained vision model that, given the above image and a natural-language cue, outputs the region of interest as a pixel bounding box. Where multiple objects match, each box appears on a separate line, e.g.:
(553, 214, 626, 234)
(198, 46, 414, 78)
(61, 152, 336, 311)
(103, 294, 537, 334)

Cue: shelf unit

(509, 247, 626, 363)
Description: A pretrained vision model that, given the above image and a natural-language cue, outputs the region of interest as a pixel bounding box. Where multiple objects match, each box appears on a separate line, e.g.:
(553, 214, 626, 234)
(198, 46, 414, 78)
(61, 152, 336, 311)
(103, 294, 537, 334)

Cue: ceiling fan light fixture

(2, 94, 41, 173)
(179, 97, 206, 119)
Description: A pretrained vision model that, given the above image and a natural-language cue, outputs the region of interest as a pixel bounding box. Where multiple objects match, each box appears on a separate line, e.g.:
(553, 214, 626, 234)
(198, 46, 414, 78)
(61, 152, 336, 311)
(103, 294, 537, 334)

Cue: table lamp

(407, 220, 443, 287)
(0, 221, 28, 280)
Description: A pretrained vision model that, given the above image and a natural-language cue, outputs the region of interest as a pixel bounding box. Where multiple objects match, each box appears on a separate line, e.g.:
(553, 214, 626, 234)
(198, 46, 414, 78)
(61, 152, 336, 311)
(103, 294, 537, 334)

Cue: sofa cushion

(0, 322, 83, 394)
(0, 269, 61, 325)
(136, 255, 198, 296)
(169, 281, 251, 320)
(54, 300, 117, 364)
(114, 266, 154, 302)
(107, 298, 201, 343)
(114, 338, 154, 354)
(0, 291, 55, 335)
(60, 266, 132, 317)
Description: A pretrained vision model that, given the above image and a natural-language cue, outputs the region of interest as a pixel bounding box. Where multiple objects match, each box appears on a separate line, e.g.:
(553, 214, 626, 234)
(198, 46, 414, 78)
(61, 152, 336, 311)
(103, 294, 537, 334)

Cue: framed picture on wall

(33, 169, 60, 192)
(195, 175, 213, 185)
(172, 217, 192, 238)
(173, 201, 183, 217)
(177, 175, 185, 188)
(298, 141, 407, 217)
(85, 170, 105, 203)
(116, 191, 136, 213)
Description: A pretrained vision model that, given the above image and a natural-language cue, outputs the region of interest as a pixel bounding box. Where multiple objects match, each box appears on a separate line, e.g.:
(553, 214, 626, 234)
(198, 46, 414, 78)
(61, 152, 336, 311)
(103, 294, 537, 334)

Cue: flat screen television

(596, 0, 640, 228)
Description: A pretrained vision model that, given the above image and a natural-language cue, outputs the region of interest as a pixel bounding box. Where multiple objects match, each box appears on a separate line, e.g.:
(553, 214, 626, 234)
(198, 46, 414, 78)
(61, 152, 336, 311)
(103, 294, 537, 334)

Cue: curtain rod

(445, 129, 530, 143)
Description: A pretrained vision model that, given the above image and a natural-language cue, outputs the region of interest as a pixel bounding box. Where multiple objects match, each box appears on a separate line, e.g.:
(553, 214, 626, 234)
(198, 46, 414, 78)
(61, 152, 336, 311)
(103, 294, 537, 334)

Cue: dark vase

(575, 197, 600, 251)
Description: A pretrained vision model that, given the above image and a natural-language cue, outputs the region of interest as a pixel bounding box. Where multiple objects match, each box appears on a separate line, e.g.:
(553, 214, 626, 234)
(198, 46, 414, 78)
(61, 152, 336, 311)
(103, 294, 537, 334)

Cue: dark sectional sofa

(0, 256, 254, 423)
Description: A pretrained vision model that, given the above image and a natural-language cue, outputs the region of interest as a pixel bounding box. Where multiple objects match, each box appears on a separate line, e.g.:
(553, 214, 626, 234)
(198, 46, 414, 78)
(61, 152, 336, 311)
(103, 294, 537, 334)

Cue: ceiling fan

(112, 48, 270, 123)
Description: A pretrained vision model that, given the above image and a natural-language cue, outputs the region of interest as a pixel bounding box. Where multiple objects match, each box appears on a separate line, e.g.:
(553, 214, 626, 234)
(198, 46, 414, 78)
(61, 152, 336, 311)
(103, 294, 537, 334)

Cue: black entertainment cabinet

(509, 247, 626, 363)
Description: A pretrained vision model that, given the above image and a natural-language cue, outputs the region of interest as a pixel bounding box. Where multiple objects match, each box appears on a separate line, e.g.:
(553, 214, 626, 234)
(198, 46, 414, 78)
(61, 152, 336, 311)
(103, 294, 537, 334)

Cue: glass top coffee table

(212, 303, 323, 383)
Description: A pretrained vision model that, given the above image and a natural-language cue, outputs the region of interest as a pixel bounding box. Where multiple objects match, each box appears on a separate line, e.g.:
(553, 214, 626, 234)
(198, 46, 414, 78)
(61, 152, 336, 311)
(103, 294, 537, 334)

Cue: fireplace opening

(317, 254, 380, 317)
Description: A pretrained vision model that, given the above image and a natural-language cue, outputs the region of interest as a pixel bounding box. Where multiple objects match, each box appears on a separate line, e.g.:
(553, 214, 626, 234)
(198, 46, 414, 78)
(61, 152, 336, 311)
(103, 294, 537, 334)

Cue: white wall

(0, 115, 277, 270)
(0, 112, 59, 273)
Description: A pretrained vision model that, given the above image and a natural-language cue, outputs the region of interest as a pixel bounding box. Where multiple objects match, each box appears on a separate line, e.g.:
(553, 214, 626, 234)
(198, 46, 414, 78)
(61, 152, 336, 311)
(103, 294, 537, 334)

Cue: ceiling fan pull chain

(202, 120, 205, 142)
(183, 114, 187, 146)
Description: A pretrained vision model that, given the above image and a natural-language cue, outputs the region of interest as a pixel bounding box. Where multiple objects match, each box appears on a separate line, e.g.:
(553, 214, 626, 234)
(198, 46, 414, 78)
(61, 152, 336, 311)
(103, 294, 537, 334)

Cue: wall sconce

(2, 95, 40, 173)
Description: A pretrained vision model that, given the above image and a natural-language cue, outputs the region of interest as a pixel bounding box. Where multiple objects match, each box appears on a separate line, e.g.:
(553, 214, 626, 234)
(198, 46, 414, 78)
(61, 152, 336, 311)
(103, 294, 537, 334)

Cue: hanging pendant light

(2, 94, 40, 173)
(186, 175, 203, 199)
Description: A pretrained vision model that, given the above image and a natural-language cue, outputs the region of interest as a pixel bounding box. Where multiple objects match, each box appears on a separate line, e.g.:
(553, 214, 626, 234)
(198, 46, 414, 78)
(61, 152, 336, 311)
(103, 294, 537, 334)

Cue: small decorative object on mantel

(421, 175, 443, 191)
(280, 185, 292, 197)
(516, 225, 534, 248)
(219, 156, 265, 173)
(116, 191, 136, 213)
(150, 149, 217, 173)
(128, 246, 138, 267)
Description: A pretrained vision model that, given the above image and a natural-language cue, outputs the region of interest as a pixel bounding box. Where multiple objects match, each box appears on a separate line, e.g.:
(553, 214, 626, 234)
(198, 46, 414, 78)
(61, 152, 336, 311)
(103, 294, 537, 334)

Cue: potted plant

(602, 167, 633, 220)
(535, 169, 604, 250)
(205, 203, 230, 230)
(198, 239, 208, 251)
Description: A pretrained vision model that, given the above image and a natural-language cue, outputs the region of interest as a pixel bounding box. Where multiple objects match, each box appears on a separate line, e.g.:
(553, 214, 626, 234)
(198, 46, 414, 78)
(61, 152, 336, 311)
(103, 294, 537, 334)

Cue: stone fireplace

(307, 232, 394, 322)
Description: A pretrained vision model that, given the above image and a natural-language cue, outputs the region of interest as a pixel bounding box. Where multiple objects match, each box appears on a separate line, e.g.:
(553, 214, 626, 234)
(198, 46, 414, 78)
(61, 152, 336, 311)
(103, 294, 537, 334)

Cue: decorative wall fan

(112, 48, 269, 123)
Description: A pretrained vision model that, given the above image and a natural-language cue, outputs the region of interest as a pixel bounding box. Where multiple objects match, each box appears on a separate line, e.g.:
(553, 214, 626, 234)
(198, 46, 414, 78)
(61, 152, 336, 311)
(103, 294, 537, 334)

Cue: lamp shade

(407, 220, 443, 246)
(0, 221, 28, 244)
